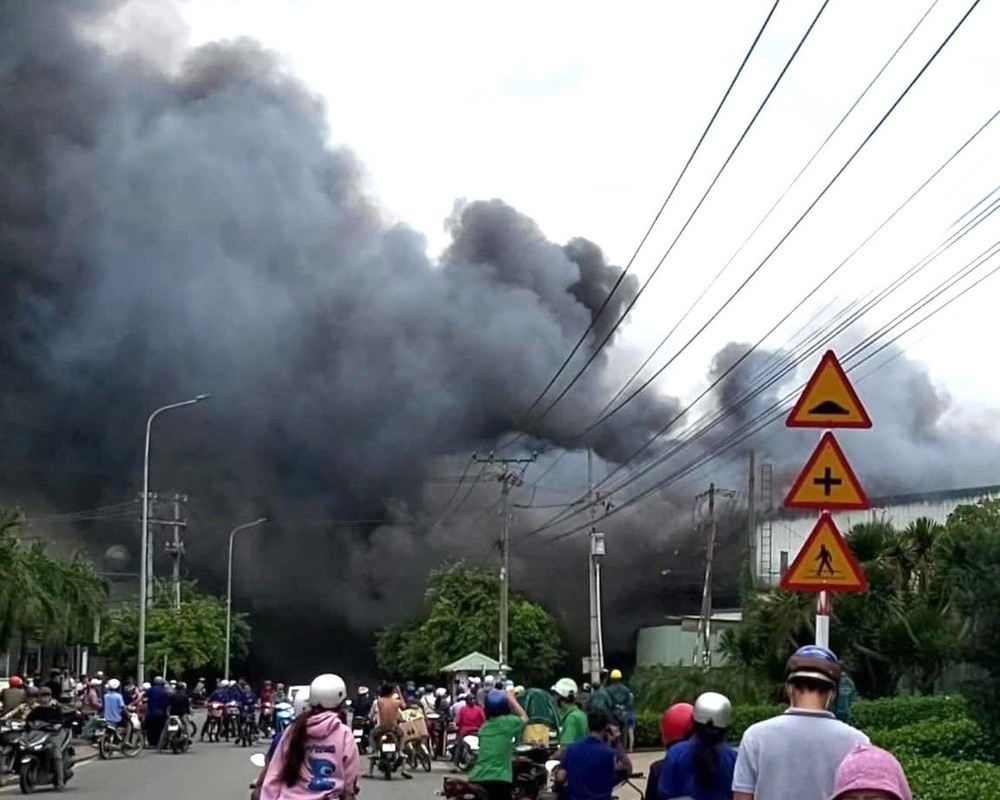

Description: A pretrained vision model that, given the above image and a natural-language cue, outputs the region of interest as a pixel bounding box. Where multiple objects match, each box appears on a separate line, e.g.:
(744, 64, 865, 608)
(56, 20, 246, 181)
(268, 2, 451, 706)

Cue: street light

(224, 518, 267, 680)
(137, 395, 210, 685)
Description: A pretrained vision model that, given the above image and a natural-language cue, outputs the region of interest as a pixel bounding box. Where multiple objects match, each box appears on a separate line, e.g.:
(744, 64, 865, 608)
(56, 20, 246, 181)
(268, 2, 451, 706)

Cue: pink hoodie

(260, 711, 360, 799)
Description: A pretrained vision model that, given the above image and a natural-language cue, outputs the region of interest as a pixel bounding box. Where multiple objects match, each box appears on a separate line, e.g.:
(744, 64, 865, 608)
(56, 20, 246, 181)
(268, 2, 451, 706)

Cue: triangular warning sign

(784, 432, 869, 510)
(780, 514, 867, 593)
(787, 350, 872, 429)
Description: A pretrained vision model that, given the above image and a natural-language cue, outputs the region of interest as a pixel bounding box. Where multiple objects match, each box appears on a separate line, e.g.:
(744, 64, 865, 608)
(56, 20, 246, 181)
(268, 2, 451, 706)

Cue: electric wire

(578, 0, 983, 436)
(529, 0, 833, 429)
(515, 0, 784, 428)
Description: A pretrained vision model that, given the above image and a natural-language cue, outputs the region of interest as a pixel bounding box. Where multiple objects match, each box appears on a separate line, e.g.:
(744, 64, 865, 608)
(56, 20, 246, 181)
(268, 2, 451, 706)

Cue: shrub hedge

(900, 755, 1000, 800)
(872, 718, 992, 763)
(633, 695, 972, 749)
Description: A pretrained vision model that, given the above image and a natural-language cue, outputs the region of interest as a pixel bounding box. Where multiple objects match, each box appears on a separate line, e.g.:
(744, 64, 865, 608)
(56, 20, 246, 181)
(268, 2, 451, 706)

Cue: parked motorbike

(15, 720, 75, 794)
(351, 714, 371, 756)
(0, 720, 24, 786)
(165, 716, 192, 754)
(204, 701, 225, 742)
(369, 731, 401, 780)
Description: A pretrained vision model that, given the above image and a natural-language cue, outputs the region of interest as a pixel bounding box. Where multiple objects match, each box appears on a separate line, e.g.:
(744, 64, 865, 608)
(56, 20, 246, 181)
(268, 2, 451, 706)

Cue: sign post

(782, 351, 872, 648)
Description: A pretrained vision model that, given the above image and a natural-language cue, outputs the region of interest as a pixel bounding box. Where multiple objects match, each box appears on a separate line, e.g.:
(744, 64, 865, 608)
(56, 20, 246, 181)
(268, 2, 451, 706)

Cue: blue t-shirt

(658, 738, 736, 800)
(102, 691, 126, 724)
(563, 736, 619, 800)
(146, 685, 170, 717)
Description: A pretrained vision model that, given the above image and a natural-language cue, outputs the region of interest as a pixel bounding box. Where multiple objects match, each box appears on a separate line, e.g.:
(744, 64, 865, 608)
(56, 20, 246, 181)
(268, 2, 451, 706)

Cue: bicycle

(403, 736, 432, 773)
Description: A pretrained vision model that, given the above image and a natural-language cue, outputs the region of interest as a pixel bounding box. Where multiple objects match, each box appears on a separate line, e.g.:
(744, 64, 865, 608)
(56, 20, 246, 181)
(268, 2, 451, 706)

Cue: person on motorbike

(25, 687, 69, 790)
(101, 678, 127, 732)
(467, 688, 528, 800)
(403, 681, 419, 706)
(552, 678, 588, 756)
(352, 686, 373, 719)
(157, 681, 192, 750)
(476, 675, 495, 707)
(260, 680, 276, 729)
(561, 710, 631, 800)
(192, 678, 206, 702)
(369, 683, 408, 775)
(122, 677, 138, 706)
(258, 674, 360, 800)
(0, 675, 26, 713)
(274, 683, 288, 704)
(144, 677, 170, 748)
(200, 680, 230, 741)
(452, 692, 485, 770)
(658, 692, 735, 800)
(419, 684, 437, 716)
(81, 678, 103, 718)
(250, 688, 312, 800)
(644, 703, 696, 800)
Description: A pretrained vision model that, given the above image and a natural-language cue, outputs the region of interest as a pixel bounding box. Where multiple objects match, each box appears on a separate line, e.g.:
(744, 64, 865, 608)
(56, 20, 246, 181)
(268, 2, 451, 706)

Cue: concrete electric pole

(474, 452, 536, 674)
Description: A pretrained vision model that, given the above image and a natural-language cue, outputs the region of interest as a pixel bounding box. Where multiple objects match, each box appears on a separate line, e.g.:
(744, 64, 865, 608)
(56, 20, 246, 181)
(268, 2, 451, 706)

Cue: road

(0, 739, 448, 799)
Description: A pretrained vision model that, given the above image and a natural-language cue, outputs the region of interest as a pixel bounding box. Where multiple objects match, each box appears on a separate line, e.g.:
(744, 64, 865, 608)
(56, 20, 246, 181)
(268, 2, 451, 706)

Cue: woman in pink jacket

(260, 674, 360, 800)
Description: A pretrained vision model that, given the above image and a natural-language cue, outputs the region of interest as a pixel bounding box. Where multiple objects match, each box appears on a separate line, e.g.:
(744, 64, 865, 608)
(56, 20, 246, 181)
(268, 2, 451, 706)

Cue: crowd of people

(648, 645, 912, 800)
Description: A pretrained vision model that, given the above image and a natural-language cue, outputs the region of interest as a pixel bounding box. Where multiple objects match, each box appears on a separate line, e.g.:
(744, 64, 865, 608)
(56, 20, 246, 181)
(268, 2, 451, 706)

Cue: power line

(528, 0, 832, 429)
(514, 0, 784, 428)
(589, 0, 942, 429)
(576, 0, 983, 437)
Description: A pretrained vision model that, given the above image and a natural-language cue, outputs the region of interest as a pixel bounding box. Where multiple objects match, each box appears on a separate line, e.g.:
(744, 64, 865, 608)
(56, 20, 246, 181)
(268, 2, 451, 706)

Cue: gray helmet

(693, 692, 732, 729)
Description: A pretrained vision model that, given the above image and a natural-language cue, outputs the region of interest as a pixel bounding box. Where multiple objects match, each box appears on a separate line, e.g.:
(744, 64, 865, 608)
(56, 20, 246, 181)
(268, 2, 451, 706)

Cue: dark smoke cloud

(3, 2, 997, 679)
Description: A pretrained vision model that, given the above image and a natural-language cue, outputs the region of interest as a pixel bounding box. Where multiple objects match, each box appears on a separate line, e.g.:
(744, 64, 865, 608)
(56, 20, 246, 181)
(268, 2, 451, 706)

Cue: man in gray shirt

(733, 645, 869, 800)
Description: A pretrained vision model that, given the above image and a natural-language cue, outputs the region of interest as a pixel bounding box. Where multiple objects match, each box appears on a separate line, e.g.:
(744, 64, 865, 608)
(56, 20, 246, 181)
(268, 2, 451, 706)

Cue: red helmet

(9, 676, 24, 689)
(661, 703, 695, 746)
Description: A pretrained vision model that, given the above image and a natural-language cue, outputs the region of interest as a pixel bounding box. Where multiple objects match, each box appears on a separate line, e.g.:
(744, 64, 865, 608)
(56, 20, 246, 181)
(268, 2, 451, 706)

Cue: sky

(98, 0, 1000, 420)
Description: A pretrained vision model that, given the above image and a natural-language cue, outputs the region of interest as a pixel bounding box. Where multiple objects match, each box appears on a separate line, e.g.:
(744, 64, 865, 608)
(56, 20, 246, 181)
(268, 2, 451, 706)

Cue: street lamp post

(224, 518, 267, 681)
(137, 395, 210, 685)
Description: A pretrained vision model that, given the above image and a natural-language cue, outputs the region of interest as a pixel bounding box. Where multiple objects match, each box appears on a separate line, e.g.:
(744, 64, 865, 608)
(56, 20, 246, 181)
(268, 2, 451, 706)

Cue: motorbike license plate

(381, 743, 397, 753)
(130, 713, 140, 727)
(353, 731, 362, 739)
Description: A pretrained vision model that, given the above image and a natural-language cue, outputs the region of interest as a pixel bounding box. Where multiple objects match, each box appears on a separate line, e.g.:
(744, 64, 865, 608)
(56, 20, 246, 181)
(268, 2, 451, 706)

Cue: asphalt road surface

(0, 740, 448, 799)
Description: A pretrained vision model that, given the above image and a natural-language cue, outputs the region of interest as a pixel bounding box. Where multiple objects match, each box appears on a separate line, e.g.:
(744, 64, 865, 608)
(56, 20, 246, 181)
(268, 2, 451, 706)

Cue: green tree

(375, 562, 564, 685)
(99, 580, 251, 679)
(0, 506, 107, 673)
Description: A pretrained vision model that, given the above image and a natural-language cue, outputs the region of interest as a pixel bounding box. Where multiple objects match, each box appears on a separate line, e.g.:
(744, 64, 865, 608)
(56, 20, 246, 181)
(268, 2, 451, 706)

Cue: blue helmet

(484, 688, 509, 718)
(787, 645, 841, 685)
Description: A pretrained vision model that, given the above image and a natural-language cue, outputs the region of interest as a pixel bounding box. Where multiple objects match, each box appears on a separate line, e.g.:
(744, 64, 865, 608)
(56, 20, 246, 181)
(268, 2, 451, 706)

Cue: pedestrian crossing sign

(786, 350, 872, 429)
(780, 514, 867, 593)
(784, 432, 869, 510)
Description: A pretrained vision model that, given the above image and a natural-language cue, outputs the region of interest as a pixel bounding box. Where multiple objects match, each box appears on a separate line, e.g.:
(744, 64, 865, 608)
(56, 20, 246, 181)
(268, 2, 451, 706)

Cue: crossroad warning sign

(780, 514, 867, 593)
(784, 432, 869, 510)
(786, 350, 872, 429)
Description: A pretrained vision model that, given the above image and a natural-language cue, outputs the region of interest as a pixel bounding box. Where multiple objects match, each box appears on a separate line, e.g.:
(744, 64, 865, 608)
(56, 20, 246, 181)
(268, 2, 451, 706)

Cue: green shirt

(467, 714, 525, 784)
(558, 706, 588, 745)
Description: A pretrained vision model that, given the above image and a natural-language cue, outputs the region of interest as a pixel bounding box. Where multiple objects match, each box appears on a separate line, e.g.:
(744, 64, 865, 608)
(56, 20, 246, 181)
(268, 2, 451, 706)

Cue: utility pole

(474, 451, 537, 674)
(587, 450, 599, 686)
(747, 451, 757, 586)
(142, 491, 159, 610)
(693, 482, 736, 668)
(164, 494, 188, 610)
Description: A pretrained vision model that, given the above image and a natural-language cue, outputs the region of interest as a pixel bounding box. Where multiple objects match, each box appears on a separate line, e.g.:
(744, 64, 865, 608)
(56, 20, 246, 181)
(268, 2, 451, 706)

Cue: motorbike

(224, 701, 240, 741)
(446, 733, 478, 773)
(236, 705, 258, 748)
(426, 712, 445, 759)
(350, 714, 371, 756)
(204, 701, 225, 742)
(15, 720, 75, 794)
(273, 702, 293, 735)
(440, 746, 548, 800)
(95, 711, 143, 759)
(369, 730, 402, 780)
(1, 720, 24, 786)
(249, 753, 266, 800)
(258, 702, 274, 737)
(164, 716, 192, 754)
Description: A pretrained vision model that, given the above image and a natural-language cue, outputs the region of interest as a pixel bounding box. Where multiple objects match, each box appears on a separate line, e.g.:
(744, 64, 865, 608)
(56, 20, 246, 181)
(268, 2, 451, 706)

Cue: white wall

(758, 487, 1000, 586)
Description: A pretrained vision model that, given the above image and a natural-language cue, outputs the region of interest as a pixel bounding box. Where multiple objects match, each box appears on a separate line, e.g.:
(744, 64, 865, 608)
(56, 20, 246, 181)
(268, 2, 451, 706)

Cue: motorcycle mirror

(545, 760, 561, 773)
(250, 753, 267, 768)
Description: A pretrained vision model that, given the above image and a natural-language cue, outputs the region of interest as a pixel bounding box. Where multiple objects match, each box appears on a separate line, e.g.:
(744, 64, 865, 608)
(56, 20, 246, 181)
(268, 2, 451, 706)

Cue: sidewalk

(621, 750, 661, 798)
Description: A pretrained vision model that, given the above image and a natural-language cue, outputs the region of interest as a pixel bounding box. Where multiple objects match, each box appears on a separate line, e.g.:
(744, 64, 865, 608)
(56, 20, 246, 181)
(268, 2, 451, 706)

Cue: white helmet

(107, 678, 121, 691)
(435, 687, 447, 698)
(309, 674, 347, 710)
(693, 692, 732, 729)
(292, 689, 311, 717)
(483, 675, 495, 687)
(141, 682, 151, 691)
(89, 678, 102, 687)
(551, 678, 578, 700)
